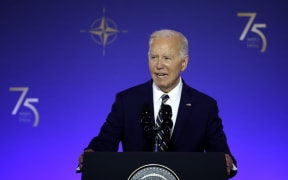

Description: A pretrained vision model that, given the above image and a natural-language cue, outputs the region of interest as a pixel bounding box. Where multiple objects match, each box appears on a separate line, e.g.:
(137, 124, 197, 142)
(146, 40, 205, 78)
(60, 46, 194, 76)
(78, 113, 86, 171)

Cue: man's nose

(156, 58, 164, 68)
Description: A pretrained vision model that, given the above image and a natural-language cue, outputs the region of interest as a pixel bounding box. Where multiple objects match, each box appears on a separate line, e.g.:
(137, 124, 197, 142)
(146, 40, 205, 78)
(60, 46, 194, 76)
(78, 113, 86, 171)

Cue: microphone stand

(153, 126, 161, 152)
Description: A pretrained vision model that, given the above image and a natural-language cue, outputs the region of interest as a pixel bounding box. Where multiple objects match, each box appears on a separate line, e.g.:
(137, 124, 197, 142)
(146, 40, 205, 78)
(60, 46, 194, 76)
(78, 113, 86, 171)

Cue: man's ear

(181, 56, 189, 71)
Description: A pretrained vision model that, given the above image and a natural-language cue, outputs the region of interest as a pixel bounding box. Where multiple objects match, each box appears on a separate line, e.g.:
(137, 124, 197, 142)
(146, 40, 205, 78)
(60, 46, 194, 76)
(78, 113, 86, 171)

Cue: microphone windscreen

(161, 104, 172, 117)
(141, 103, 151, 114)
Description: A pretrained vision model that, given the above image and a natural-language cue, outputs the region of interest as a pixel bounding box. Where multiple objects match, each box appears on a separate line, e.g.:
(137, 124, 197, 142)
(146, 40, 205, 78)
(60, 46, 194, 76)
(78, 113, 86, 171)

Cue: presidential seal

(128, 164, 179, 180)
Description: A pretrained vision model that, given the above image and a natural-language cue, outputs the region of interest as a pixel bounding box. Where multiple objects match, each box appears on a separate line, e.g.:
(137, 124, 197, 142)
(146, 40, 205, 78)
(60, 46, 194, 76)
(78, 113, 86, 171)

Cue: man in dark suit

(78, 29, 237, 178)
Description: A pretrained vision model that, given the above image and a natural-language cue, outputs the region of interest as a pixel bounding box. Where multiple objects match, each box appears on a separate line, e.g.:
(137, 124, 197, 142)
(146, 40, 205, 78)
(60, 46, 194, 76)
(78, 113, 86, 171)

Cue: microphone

(141, 104, 153, 133)
(141, 104, 154, 151)
(160, 104, 173, 138)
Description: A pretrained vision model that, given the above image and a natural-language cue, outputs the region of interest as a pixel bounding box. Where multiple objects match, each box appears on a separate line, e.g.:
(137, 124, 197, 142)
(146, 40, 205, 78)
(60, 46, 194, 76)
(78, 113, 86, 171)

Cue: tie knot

(161, 94, 169, 104)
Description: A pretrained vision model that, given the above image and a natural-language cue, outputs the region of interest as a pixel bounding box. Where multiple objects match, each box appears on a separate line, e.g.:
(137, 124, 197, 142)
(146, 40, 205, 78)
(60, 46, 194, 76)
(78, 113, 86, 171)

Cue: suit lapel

(171, 81, 195, 143)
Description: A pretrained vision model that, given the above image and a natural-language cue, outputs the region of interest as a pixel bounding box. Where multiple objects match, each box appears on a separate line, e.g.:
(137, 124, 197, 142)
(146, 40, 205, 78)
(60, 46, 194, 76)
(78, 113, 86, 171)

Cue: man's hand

(78, 149, 94, 170)
(225, 153, 233, 176)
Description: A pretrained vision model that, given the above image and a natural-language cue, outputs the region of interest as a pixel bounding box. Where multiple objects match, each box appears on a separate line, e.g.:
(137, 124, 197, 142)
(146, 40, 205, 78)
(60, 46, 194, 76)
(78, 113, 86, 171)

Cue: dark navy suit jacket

(86, 79, 237, 176)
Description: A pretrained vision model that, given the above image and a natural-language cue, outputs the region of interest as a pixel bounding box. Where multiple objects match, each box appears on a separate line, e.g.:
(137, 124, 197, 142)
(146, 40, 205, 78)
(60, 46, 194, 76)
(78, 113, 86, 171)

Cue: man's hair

(148, 29, 189, 59)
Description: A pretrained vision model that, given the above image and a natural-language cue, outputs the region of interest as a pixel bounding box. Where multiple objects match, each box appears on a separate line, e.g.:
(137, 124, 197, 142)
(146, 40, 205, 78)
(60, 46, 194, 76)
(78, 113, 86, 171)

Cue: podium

(81, 152, 227, 180)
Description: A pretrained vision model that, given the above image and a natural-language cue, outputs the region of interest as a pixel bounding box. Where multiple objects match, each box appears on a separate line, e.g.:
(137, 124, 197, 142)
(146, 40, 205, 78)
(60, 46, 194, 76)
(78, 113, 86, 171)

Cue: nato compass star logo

(80, 8, 128, 55)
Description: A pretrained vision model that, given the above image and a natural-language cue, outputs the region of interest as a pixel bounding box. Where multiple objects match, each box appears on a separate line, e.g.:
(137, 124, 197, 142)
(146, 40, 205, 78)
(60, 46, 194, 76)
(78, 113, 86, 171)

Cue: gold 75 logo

(9, 87, 39, 127)
(237, 12, 267, 53)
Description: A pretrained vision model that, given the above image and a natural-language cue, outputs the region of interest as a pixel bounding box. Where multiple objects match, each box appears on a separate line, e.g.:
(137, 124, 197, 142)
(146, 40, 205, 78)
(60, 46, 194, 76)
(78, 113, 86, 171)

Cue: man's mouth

(156, 73, 168, 78)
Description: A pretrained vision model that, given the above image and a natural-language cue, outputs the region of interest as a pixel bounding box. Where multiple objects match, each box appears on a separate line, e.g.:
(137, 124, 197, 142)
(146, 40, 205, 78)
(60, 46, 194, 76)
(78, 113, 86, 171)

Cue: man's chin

(156, 84, 170, 93)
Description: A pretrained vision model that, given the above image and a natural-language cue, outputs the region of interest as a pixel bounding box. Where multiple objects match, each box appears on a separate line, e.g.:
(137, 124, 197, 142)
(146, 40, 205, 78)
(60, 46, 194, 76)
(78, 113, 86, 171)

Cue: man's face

(148, 37, 188, 93)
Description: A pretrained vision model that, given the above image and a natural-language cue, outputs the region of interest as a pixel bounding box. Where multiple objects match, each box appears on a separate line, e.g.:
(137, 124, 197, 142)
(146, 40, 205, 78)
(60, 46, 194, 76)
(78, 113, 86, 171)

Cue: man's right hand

(78, 149, 94, 170)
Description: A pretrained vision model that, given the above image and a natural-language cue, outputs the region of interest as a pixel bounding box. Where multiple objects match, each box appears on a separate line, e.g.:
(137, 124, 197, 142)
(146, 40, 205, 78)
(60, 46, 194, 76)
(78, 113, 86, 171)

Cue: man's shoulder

(183, 82, 217, 103)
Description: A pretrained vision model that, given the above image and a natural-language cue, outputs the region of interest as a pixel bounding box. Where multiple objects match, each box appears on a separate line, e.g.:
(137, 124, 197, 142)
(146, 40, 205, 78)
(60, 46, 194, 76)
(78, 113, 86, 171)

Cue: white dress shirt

(152, 78, 183, 135)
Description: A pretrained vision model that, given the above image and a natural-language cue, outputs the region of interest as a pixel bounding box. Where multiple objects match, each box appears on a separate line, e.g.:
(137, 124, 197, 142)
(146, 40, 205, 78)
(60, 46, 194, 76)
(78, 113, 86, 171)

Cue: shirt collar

(152, 78, 183, 104)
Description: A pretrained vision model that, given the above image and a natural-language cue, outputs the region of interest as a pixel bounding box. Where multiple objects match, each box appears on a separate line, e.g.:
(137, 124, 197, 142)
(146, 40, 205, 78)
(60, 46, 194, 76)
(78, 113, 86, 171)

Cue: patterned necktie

(155, 94, 170, 152)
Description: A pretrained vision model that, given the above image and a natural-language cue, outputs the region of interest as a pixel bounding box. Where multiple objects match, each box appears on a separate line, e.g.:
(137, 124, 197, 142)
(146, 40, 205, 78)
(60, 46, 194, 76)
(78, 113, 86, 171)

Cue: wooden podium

(81, 152, 227, 180)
